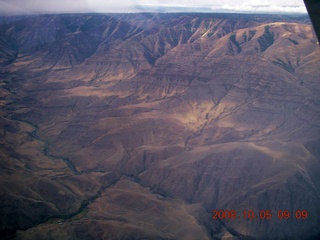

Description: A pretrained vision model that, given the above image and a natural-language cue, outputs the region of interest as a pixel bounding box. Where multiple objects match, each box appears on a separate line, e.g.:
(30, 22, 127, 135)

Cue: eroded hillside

(0, 13, 320, 240)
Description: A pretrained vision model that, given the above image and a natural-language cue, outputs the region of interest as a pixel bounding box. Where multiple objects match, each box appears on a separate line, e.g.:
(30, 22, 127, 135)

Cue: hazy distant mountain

(133, 5, 307, 14)
(0, 13, 319, 240)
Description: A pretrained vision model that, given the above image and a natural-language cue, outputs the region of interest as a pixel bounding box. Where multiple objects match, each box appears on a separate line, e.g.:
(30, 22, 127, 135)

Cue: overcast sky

(0, 0, 307, 15)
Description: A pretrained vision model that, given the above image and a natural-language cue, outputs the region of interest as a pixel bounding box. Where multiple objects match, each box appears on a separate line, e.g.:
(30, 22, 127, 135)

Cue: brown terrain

(0, 13, 320, 239)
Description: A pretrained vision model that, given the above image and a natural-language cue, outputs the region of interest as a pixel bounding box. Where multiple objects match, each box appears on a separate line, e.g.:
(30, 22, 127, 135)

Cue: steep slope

(0, 13, 320, 240)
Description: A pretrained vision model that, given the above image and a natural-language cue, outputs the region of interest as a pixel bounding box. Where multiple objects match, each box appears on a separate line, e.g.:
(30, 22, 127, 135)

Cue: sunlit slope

(1, 13, 320, 239)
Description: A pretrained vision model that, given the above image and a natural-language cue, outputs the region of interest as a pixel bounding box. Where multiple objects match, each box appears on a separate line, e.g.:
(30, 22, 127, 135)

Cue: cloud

(0, 0, 307, 15)
(0, 1, 29, 15)
(0, 0, 89, 15)
(212, 4, 307, 13)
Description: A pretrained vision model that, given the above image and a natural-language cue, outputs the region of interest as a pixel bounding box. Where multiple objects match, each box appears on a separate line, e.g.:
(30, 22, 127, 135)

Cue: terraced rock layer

(0, 13, 320, 240)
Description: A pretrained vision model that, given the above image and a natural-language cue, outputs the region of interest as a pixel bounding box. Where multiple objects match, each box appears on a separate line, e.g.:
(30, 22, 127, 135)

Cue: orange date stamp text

(212, 210, 309, 220)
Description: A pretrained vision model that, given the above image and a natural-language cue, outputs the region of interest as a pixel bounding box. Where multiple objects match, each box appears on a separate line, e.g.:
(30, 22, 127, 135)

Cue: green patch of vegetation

(272, 58, 295, 73)
(229, 34, 242, 54)
(288, 38, 299, 45)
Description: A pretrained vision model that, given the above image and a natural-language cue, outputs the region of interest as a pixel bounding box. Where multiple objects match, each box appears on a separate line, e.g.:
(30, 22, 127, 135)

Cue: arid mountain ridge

(0, 13, 320, 239)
